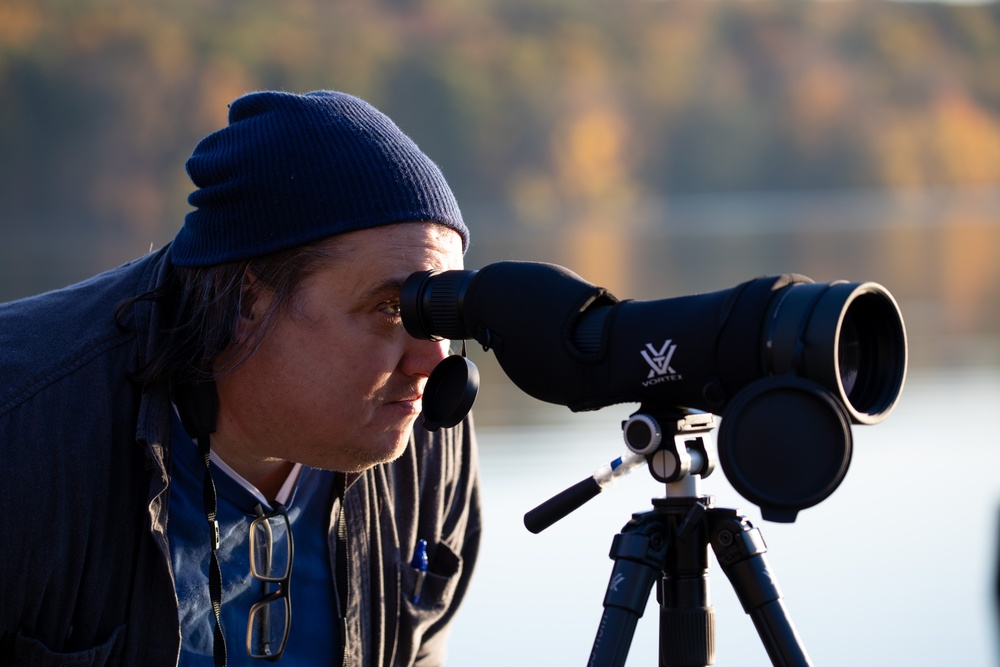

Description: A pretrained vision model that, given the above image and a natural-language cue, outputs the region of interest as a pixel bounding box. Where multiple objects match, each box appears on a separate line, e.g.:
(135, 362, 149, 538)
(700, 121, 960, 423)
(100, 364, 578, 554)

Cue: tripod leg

(658, 501, 716, 667)
(590, 516, 668, 667)
(708, 510, 813, 667)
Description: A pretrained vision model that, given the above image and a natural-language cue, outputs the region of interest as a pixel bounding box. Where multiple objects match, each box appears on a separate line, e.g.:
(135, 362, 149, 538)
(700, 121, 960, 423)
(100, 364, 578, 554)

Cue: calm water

(448, 367, 1000, 666)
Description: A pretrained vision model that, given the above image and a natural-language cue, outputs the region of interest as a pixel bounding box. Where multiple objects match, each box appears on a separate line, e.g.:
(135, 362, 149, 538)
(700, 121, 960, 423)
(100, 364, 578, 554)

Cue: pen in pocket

(409, 539, 428, 604)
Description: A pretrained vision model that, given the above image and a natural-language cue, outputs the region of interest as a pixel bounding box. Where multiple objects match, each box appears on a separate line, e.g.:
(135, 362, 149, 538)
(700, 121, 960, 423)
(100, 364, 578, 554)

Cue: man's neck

(208, 437, 296, 503)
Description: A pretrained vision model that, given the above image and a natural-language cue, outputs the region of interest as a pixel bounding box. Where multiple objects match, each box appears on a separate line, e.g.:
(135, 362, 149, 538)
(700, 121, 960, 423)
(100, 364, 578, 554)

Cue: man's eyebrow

(363, 277, 405, 300)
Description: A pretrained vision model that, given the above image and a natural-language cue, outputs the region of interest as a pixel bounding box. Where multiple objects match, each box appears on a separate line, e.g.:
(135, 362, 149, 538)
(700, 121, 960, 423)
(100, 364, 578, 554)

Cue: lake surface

(448, 367, 1000, 666)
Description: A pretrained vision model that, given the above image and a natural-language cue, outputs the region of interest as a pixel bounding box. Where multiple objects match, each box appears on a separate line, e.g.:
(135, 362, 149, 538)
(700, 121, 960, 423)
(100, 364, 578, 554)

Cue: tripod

(525, 411, 813, 667)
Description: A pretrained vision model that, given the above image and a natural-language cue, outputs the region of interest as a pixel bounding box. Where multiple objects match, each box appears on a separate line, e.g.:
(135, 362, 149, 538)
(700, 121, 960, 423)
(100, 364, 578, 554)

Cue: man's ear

(234, 270, 270, 343)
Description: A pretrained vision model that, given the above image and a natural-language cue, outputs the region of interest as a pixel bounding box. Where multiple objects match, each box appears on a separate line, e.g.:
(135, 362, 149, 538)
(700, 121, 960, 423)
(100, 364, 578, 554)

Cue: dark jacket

(0, 247, 481, 667)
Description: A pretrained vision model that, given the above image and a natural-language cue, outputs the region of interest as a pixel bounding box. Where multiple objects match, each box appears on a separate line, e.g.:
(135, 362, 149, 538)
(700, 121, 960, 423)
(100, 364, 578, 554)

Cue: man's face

(214, 222, 464, 474)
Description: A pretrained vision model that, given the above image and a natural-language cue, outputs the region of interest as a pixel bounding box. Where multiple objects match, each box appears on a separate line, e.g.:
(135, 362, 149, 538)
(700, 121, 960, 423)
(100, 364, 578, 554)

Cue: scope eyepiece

(401, 269, 478, 342)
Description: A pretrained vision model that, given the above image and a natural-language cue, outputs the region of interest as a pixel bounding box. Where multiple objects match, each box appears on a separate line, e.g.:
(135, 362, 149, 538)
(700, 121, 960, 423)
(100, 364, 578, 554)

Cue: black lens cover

(421, 355, 480, 432)
(718, 377, 852, 523)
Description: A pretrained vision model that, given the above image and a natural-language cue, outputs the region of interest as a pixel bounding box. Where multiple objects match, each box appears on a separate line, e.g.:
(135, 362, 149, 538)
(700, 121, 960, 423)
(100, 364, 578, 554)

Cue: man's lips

(385, 392, 423, 408)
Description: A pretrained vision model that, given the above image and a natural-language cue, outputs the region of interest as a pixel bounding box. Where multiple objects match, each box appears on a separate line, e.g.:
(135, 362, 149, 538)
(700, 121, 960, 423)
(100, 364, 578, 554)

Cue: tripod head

(522, 409, 716, 536)
(621, 410, 716, 492)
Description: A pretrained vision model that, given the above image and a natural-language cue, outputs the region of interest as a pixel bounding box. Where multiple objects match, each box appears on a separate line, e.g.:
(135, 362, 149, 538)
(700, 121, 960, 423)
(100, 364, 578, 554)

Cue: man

(0, 90, 481, 666)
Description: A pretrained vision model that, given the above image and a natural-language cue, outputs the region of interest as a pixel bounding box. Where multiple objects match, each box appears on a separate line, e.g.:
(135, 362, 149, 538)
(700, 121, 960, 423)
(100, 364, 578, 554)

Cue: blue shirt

(168, 411, 339, 665)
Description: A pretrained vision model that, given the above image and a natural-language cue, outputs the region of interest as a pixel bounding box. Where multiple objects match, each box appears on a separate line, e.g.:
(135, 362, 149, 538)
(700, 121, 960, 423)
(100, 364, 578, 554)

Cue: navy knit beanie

(172, 90, 469, 267)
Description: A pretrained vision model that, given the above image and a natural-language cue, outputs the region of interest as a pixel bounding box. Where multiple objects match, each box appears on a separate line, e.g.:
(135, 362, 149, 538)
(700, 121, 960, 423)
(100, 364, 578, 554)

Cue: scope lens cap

(421, 355, 480, 432)
(718, 377, 852, 523)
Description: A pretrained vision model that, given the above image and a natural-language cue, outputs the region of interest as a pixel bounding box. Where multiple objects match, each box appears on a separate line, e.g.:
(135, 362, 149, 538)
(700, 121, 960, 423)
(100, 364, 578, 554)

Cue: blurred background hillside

(3, 2, 1000, 663)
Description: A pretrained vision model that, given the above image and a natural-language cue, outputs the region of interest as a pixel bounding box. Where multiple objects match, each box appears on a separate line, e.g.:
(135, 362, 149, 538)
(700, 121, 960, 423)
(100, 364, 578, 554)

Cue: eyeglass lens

(251, 514, 291, 580)
(248, 594, 290, 658)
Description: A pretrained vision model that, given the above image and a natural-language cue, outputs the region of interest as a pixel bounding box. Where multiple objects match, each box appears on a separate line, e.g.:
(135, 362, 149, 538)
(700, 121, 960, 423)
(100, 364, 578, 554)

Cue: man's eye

(381, 302, 402, 318)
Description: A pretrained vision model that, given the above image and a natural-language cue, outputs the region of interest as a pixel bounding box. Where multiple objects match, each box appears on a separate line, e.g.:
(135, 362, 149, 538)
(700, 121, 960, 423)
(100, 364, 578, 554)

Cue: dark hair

(118, 240, 336, 389)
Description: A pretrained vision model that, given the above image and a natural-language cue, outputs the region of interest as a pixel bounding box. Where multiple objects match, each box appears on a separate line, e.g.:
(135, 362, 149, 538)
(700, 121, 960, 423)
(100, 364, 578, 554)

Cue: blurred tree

(2, 0, 1000, 242)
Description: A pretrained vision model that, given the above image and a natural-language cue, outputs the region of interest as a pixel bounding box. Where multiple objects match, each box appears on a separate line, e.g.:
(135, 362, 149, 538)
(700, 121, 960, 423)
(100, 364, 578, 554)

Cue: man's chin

(334, 424, 415, 472)
(376, 431, 413, 465)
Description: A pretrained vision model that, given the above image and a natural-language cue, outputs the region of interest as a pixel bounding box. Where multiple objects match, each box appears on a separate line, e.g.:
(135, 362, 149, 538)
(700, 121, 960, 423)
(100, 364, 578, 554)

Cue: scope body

(401, 261, 906, 424)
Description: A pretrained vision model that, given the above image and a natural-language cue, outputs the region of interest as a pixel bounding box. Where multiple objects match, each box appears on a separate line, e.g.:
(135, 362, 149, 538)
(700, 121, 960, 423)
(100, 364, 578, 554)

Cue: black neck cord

(174, 381, 227, 667)
(200, 433, 228, 667)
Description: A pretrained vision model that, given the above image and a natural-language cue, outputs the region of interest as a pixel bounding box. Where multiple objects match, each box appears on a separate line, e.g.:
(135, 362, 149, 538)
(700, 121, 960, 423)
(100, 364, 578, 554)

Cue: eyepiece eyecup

(401, 269, 478, 341)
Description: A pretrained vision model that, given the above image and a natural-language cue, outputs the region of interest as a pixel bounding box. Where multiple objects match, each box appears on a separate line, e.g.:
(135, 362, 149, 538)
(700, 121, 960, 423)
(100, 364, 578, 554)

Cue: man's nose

(402, 336, 450, 377)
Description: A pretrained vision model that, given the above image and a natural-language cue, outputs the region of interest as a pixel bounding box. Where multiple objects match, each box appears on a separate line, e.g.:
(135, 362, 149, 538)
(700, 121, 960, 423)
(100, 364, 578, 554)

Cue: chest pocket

(392, 540, 464, 664)
(11, 624, 125, 667)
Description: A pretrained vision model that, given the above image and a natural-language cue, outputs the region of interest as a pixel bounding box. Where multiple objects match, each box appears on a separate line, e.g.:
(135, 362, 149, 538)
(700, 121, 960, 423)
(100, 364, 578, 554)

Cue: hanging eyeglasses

(247, 503, 293, 661)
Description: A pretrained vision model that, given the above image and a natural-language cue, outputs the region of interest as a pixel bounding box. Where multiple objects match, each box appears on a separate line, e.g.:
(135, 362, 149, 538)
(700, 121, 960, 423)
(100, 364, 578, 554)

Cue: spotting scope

(401, 261, 906, 424)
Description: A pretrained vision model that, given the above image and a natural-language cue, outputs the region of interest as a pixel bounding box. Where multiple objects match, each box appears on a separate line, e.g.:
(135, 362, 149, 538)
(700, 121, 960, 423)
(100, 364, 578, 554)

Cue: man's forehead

(341, 223, 463, 266)
(334, 221, 459, 247)
(325, 224, 461, 294)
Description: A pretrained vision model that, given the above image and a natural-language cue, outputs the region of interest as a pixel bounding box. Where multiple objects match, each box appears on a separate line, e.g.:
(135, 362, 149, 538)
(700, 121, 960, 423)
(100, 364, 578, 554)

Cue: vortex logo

(641, 340, 682, 386)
